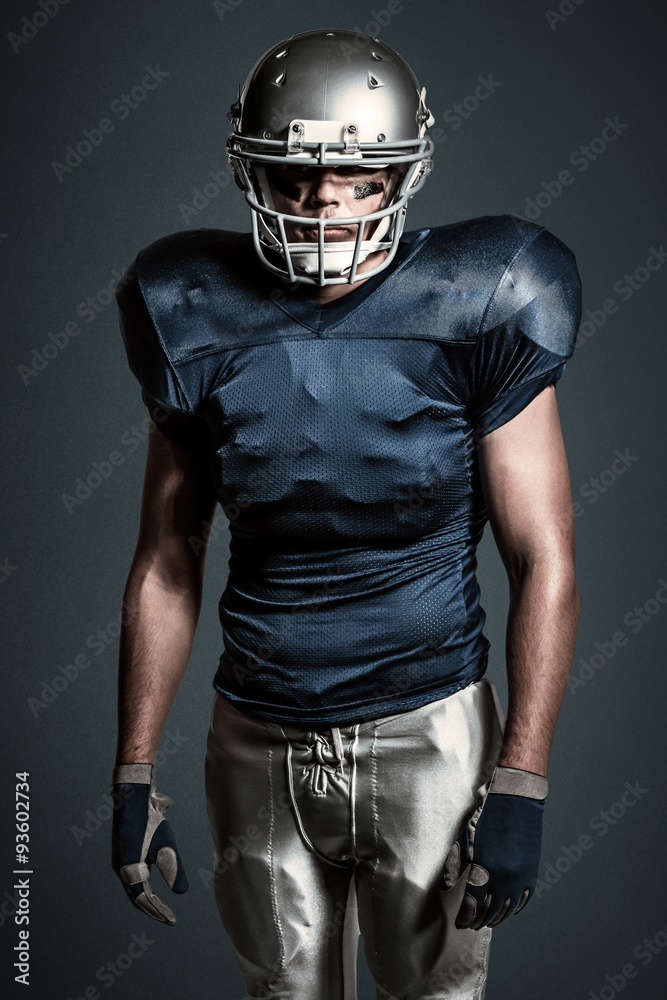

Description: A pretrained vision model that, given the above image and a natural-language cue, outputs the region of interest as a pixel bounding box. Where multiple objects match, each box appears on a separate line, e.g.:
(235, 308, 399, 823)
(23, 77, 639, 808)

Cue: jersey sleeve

(115, 257, 212, 454)
(467, 225, 582, 438)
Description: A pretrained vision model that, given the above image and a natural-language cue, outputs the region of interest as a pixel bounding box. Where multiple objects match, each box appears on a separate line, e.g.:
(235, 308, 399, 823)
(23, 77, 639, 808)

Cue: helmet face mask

(227, 29, 435, 287)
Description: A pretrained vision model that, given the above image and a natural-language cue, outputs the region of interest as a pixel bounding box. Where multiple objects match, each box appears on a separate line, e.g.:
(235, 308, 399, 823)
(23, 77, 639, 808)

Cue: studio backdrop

(1, 1, 665, 998)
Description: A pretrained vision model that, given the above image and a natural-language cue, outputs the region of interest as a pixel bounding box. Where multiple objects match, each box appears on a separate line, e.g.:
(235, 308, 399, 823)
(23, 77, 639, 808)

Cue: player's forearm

(497, 557, 579, 776)
(115, 564, 203, 766)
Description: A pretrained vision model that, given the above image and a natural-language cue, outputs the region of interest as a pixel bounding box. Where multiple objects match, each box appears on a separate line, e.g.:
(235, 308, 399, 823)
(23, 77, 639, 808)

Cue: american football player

(112, 28, 582, 1000)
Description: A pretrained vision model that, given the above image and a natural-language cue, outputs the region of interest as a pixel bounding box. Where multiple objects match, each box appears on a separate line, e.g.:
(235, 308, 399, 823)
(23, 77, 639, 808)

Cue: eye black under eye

(266, 167, 301, 199)
(353, 180, 385, 199)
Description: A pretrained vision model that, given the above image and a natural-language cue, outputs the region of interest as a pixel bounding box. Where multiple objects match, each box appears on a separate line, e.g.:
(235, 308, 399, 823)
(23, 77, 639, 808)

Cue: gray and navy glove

(440, 765, 548, 929)
(111, 763, 189, 925)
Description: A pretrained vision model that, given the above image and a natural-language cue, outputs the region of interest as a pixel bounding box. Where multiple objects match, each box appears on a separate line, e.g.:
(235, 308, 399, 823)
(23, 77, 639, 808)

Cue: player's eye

(283, 165, 311, 176)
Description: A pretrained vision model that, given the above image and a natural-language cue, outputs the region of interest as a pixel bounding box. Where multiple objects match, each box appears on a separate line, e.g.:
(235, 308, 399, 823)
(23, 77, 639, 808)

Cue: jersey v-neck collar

(243, 228, 432, 335)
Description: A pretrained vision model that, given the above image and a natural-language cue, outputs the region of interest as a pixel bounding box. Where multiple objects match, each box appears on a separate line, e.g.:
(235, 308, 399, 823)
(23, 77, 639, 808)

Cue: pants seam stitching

(370, 720, 390, 994)
(267, 745, 286, 971)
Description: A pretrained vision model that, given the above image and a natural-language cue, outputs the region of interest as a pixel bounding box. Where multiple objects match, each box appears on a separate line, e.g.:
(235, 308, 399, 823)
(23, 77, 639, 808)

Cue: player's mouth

(297, 224, 355, 242)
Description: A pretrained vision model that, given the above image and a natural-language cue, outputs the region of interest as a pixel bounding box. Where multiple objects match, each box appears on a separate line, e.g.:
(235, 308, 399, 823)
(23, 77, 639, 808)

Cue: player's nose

(306, 171, 342, 207)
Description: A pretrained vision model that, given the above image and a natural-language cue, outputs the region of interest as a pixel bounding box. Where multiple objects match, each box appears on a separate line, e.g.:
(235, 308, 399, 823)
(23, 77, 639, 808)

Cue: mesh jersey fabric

(115, 214, 582, 726)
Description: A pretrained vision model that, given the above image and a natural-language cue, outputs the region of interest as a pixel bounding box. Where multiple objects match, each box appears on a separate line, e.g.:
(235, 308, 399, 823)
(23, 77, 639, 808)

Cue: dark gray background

(2, 0, 666, 997)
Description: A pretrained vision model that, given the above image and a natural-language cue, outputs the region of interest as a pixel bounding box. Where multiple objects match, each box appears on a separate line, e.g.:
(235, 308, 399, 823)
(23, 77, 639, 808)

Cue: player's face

(264, 164, 391, 242)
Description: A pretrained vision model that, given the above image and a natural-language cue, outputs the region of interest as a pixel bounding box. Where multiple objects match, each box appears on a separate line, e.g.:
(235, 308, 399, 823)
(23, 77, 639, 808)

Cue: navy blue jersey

(116, 215, 582, 725)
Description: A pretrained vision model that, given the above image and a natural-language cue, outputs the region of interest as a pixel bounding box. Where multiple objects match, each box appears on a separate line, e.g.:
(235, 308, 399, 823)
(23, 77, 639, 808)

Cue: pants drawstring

(331, 726, 345, 775)
(300, 726, 347, 795)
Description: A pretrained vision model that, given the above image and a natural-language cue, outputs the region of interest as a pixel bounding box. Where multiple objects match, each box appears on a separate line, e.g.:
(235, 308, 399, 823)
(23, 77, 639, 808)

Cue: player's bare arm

(115, 423, 217, 766)
(478, 383, 579, 777)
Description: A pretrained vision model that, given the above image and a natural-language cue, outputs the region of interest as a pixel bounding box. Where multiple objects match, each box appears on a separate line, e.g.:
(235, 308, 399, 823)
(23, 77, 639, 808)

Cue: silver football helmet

(227, 29, 435, 286)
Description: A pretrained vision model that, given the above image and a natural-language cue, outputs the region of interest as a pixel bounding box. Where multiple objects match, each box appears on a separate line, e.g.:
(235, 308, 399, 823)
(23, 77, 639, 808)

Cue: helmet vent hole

(370, 51, 384, 61)
(368, 73, 382, 89)
(275, 47, 289, 59)
(273, 72, 286, 86)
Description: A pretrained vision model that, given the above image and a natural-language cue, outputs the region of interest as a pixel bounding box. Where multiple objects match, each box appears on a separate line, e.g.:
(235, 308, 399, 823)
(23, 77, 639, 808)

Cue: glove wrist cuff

(489, 765, 548, 800)
(111, 763, 154, 785)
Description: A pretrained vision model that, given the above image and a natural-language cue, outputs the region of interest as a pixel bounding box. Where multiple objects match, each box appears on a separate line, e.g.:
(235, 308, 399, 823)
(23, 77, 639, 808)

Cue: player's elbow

(506, 545, 579, 616)
(128, 539, 206, 602)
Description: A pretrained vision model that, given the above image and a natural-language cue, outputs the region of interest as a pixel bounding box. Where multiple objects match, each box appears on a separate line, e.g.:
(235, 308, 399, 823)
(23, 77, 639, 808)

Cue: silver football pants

(204, 678, 505, 1000)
